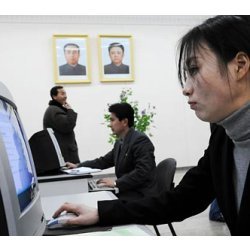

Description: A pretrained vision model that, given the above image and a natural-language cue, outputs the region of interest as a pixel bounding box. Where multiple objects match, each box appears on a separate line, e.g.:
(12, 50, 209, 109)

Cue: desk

(41, 191, 154, 236)
(91, 167, 115, 179)
(38, 168, 116, 197)
(38, 174, 89, 197)
(41, 191, 116, 219)
(80, 224, 154, 236)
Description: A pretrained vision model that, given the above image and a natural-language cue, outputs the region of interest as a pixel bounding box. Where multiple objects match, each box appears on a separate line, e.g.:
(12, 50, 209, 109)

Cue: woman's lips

(188, 101, 197, 110)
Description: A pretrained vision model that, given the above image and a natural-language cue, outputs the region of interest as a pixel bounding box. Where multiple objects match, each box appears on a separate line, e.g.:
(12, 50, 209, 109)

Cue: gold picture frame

(98, 35, 134, 82)
(53, 34, 91, 84)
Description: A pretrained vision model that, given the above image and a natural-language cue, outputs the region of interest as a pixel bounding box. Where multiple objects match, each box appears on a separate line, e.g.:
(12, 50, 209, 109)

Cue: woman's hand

(53, 202, 99, 226)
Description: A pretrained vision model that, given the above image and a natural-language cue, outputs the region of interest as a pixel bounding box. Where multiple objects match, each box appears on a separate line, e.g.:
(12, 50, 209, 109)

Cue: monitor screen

(0, 99, 36, 212)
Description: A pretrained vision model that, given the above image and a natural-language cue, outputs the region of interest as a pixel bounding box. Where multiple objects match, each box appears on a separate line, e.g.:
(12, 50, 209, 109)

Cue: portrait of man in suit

(104, 42, 130, 75)
(59, 43, 86, 76)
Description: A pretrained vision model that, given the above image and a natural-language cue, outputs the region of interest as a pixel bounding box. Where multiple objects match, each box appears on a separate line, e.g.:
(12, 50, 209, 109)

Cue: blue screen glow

(0, 99, 35, 211)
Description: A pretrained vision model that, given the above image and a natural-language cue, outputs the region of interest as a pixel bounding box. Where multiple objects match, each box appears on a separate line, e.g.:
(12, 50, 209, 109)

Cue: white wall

(0, 15, 210, 167)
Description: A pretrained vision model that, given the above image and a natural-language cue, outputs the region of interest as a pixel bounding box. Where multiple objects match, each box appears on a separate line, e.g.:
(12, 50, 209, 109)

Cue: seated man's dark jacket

(80, 128, 157, 200)
(97, 125, 250, 235)
(43, 100, 80, 163)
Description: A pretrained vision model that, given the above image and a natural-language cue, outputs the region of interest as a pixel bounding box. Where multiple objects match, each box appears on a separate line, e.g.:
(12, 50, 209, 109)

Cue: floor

(147, 168, 230, 236)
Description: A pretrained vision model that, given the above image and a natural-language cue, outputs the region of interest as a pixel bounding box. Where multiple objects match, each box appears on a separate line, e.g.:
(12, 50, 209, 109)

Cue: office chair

(153, 158, 177, 236)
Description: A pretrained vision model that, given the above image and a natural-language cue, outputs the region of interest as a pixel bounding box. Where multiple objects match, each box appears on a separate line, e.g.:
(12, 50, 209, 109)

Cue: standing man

(43, 86, 80, 163)
(66, 103, 157, 201)
(59, 43, 86, 76)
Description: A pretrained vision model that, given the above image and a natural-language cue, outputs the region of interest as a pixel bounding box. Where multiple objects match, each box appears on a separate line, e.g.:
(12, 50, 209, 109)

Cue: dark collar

(122, 127, 135, 144)
(49, 100, 67, 112)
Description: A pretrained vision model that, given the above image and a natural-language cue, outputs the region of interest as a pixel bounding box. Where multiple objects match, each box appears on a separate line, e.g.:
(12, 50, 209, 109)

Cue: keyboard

(88, 179, 116, 192)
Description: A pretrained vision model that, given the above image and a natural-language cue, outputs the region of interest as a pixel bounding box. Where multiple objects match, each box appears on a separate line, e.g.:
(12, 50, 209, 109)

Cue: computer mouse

(47, 212, 78, 229)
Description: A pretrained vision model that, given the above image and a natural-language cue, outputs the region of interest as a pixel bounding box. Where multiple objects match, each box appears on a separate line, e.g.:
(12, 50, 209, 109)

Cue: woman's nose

(182, 79, 193, 96)
(182, 87, 190, 96)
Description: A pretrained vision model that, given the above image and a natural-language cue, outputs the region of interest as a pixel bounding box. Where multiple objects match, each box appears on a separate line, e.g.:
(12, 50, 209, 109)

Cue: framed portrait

(98, 35, 134, 82)
(53, 34, 91, 84)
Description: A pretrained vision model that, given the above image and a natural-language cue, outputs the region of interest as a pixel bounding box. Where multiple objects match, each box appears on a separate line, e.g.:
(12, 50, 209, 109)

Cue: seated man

(66, 103, 157, 201)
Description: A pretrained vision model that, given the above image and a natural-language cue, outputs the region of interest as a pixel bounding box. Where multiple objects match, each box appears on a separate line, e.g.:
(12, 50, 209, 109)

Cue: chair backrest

(156, 158, 177, 192)
(29, 129, 64, 176)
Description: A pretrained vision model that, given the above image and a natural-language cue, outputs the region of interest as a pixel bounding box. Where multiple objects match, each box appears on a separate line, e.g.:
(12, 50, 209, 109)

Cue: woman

(53, 16, 250, 235)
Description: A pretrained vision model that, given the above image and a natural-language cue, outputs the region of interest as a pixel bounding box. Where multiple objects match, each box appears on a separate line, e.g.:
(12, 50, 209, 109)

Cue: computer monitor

(0, 82, 46, 235)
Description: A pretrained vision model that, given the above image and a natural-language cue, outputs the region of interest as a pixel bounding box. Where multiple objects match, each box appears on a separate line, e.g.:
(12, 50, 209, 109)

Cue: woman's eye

(188, 66, 199, 76)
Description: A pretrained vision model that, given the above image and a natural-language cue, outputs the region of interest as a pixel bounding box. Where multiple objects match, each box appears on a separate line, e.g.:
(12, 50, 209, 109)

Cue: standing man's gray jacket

(43, 100, 80, 163)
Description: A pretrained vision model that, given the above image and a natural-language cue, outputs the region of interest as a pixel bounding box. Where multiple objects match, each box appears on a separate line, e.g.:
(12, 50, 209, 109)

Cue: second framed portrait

(53, 34, 91, 84)
(98, 35, 134, 82)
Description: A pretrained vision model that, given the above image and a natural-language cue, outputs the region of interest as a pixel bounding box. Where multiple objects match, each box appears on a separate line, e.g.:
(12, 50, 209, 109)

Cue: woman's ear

(234, 52, 250, 80)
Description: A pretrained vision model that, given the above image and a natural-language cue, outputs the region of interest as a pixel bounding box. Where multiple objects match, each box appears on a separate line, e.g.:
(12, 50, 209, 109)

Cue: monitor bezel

(0, 94, 46, 235)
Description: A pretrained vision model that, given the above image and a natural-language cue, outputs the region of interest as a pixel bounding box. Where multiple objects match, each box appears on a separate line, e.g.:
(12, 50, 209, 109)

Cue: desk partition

(38, 174, 90, 197)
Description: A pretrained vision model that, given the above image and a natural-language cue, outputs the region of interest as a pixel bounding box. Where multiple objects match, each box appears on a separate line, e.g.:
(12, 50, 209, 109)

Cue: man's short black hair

(50, 86, 63, 99)
(109, 103, 134, 127)
(108, 43, 125, 53)
(63, 43, 80, 52)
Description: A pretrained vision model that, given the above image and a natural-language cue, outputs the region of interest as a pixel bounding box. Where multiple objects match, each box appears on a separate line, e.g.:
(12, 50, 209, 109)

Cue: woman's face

(182, 46, 245, 123)
(109, 47, 124, 66)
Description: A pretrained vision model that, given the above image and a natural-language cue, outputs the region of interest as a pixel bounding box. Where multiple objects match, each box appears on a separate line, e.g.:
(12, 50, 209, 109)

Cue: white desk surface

(91, 167, 115, 177)
(38, 173, 72, 181)
(78, 224, 154, 236)
(41, 191, 117, 219)
(38, 168, 116, 197)
(41, 191, 154, 236)
(37, 173, 91, 181)
(37, 167, 115, 181)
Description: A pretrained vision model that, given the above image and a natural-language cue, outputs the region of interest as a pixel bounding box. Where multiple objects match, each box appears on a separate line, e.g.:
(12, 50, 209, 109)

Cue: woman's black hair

(178, 15, 250, 87)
